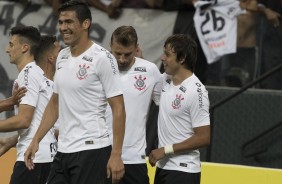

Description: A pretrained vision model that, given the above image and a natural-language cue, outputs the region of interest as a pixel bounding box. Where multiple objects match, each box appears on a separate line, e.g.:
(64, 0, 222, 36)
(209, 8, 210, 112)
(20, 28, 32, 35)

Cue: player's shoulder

(22, 62, 44, 77)
(186, 75, 207, 95)
(88, 43, 115, 62)
(135, 57, 160, 73)
(57, 47, 71, 64)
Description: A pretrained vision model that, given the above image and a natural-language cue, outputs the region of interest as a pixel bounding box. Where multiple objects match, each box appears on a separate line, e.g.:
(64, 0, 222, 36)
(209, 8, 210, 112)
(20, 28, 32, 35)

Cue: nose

(5, 46, 10, 53)
(160, 54, 166, 62)
(59, 22, 68, 32)
(118, 55, 126, 63)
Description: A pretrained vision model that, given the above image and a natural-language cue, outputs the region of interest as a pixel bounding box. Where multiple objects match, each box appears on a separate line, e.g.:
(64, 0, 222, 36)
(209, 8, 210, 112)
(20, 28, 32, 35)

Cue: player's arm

(0, 86, 26, 113)
(0, 104, 35, 132)
(0, 134, 18, 157)
(24, 93, 59, 170)
(172, 125, 210, 153)
(149, 125, 210, 166)
(107, 94, 126, 183)
(0, 98, 16, 112)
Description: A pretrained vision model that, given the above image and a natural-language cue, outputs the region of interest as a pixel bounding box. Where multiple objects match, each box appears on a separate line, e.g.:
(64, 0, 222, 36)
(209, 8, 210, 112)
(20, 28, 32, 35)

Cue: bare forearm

(108, 95, 126, 155)
(172, 125, 210, 154)
(0, 134, 18, 156)
(33, 95, 58, 144)
(87, 0, 108, 12)
(0, 115, 30, 132)
(173, 135, 210, 153)
(112, 111, 125, 154)
(5, 134, 19, 148)
(0, 98, 14, 112)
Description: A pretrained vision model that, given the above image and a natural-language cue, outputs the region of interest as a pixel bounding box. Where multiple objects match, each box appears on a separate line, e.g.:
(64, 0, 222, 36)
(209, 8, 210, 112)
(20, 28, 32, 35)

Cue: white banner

(0, 1, 177, 79)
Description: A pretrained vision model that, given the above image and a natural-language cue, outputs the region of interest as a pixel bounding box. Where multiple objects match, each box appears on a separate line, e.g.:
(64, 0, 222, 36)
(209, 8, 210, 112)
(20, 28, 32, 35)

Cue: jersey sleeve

(151, 64, 162, 106)
(189, 84, 210, 128)
(17, 67, 41, 107)
(96, 52, 123, 98)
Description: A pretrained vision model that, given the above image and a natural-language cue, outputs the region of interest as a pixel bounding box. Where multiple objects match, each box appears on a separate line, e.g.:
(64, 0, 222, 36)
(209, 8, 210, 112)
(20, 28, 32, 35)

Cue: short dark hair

(9, 26, 41, 55)
(111, 26, 138, 47)
(34, 35, 57, 64)
(164, 34, 197, 72)
(58, 0, 92, 24)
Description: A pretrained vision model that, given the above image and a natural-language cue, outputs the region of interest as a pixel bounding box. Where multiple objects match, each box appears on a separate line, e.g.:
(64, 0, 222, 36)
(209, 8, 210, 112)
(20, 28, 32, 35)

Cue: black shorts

(154, 168, 201, 184)
(119, 163, 149, 184)
(47, 146, 112, 184)
(10, 161, 51, 184)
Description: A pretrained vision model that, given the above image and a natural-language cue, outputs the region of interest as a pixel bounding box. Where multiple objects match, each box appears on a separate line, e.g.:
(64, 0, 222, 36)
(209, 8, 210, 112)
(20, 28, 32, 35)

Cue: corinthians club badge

(76, 64, 90, 80)
(134, 75, 147, 91)
(171, 94, 184, 109)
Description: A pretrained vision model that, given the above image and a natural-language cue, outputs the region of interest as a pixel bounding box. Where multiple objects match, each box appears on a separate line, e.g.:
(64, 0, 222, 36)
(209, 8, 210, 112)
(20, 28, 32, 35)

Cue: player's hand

(149, 147, 165, 167)
(264, 8, 281, 27)
(107, 4, 122, 19)
(107, 152, 125, 183)
(12, 83, 26, 105)
(24, 141, 39, 170)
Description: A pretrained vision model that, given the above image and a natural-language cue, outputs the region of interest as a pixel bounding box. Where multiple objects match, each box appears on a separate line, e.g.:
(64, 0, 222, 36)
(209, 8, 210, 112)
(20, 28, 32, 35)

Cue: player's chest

(120, 72, 154, 93)
(161, 84, 189, 110)
(56, 61, 96, 84)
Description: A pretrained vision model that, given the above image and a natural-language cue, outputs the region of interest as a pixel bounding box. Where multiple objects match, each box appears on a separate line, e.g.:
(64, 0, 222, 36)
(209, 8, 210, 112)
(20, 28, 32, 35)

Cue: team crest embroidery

(134, 75, 147, 91)
(76, 64, 90, 80)
(172, 94, 184, 109)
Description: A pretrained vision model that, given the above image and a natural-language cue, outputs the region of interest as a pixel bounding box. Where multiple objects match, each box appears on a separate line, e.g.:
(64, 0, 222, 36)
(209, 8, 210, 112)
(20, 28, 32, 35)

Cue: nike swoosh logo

(57, 67, 63, 70)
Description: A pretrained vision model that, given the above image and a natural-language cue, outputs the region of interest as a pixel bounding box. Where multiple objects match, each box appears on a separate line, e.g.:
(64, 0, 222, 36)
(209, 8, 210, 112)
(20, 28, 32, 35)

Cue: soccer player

(24, 1, 126, 184)
(0, 27, 59, 184)
(106, 25, 161, 184)
(149, 34, 211, 184)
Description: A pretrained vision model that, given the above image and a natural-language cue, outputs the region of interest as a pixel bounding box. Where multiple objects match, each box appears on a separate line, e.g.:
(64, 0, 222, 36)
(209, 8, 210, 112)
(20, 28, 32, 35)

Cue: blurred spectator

(44, 0, 72, 16)
(220, 0, 262, 87)
(44, 0, 149, 18)
(146, 0, 195, 11)
(221, 0, 281, 88)
(86, 0, 122, 19)
(257, 0, 282, 89)
(88, 0, 149, 19)
(199, 0, 281, 87)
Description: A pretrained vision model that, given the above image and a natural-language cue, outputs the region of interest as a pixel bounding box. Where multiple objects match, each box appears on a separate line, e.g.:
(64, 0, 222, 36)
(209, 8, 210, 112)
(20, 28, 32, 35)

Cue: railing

(206, 62, 282, 162)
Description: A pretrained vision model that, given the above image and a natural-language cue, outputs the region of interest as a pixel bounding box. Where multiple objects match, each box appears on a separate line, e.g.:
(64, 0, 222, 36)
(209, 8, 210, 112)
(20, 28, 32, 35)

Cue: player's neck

(171, 68, 193, 86)
(16, 55, 34, 72)
(70, 38, 93, 57)
(38, 62, 55, 81)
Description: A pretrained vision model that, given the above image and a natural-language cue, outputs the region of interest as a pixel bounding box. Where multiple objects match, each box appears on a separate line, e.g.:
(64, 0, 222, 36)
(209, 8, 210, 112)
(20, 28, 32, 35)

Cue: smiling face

(160, 44, 182, 76)
(6, 35, 25, 65)
(111, 38, 137, 71)
(58, 10, 87, 47)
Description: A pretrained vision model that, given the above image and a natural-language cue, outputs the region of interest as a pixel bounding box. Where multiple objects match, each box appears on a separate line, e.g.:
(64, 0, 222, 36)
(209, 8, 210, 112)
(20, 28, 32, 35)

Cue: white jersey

(15, 62, 57, 163)
(54, 42, 123, 153)
(193, 0, 243, 64)
(157, 73, 210, 173)
(106, 57, 162, 164)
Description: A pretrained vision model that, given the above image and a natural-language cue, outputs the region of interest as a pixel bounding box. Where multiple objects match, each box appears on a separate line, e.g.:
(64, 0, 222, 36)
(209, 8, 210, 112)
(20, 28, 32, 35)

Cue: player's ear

(83, 19, 91, 30)
(22, 43, 29, 54)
